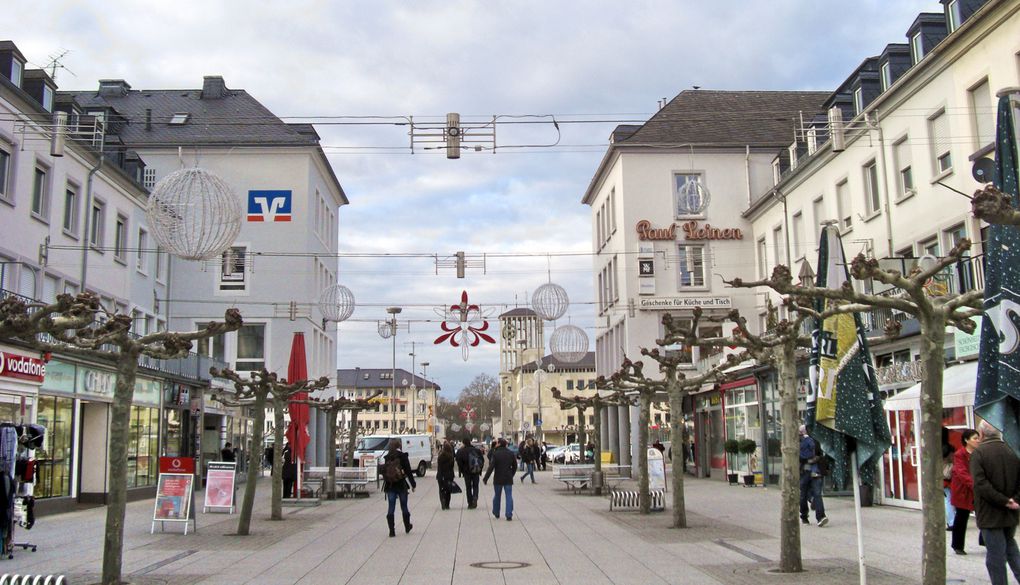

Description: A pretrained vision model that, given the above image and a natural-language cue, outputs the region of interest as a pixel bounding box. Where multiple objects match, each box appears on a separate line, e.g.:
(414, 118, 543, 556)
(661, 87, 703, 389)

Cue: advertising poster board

(361, 454, 379, 486)
(203, 461, 237, 513)
(648, 448, 667, 492)
(151, 473, 195, 534)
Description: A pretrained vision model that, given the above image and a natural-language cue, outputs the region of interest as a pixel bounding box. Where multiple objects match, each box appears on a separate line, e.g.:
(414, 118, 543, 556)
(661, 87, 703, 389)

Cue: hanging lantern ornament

(319, 284, 356, 323)
(676, 176, 711, 216)
(146, 168, 242, 261)
(550, 324, 589, 363)
(531, 282, 569, 321)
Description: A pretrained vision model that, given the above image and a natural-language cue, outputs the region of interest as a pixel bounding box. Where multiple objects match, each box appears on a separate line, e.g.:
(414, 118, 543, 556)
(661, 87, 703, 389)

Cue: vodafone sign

(0, 352, 46, 384)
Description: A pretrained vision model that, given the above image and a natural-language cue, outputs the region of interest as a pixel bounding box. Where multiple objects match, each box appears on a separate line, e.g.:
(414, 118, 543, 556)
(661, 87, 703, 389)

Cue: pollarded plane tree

(973, 184, 1020, 226)
(731, 239, 982, 585)
(297, 390, 383, 500)
(211, 369, 328, 527)
(636, 334, 745, 529)
(549, 385, 632, 495)
(1, 292, 241, 585)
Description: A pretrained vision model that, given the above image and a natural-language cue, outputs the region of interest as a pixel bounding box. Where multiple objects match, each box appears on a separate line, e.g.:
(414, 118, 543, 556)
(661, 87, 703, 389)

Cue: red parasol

(284, 333, 310, 467)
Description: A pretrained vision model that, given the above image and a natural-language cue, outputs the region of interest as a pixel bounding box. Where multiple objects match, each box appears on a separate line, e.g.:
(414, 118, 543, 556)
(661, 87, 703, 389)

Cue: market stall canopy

(886, 360, 978, 411)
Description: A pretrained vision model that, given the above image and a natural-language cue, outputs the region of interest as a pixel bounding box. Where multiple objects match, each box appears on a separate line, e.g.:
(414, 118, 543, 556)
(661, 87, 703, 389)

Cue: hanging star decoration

(434, 291, 496, 361)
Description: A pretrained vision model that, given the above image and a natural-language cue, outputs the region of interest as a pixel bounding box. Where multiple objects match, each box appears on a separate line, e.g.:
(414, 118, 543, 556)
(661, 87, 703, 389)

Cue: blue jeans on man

(464, 474, 480, 507)
(492, 484, 513, 520)
(520, 461, 536, 483)
(981, 526, 1020, 585)
(799, 473, 826, 523)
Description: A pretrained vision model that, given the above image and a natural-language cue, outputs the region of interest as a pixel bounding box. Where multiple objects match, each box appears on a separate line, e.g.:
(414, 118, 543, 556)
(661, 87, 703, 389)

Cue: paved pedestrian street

(2, 472, 991, 584)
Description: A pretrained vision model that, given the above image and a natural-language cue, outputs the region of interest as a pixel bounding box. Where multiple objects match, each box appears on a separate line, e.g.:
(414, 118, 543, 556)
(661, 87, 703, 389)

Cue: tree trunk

(271, 401, 285, 520)
(638, 392, 651, 514)
(593, 403, 603, 495)
(776, 342, 803, 573)
(100, 351, 139, 585)
(346, 410, 360, 468)
(668, 386, 687, 528)
(326, 410, 337, 500)
(236, 393, 266, 536)
(919, 315, 947, 585)
(576, 405, 586, 449)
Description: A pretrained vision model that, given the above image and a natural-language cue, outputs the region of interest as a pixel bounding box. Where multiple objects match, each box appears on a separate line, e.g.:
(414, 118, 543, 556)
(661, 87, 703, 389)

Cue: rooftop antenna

(40, 49, 76, 81)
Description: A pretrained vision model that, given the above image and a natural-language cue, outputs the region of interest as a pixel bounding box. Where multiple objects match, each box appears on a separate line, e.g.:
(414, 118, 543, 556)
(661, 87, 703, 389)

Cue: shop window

(126, 406, 159, 488)
(35, 395, 71, 499)
(235, 324, 265, 371)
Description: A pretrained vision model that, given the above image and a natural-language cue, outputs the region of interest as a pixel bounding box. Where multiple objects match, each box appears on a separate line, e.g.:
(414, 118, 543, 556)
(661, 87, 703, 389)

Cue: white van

(353, 434, 433, 477)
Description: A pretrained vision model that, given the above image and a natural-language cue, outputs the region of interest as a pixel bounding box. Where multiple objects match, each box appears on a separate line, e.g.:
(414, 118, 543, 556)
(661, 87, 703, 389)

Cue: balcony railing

(1, 288, 226, 383)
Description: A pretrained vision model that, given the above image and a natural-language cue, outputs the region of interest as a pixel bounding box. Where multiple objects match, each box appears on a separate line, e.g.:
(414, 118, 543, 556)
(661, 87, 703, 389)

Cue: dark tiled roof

(62, 86, 319, 147)
(519, 352, 596, 372)
(336, 368, 439, 391)
(619, 90, 829, 147)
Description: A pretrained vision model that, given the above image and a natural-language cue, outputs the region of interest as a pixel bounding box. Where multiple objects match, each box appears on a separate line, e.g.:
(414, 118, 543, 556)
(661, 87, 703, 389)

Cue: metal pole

(391, 325, 397, 431)
(420, 361, 429, 434)
(410, 350, 416, 433)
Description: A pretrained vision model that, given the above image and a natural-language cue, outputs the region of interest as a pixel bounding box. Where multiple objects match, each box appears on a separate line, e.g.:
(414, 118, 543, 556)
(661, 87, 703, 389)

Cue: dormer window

(169, 113, 190, 125)
(772, 159, 781, 185)
(41, 85, 53, 112)
(806, 128, 818, 155)
(10, 59, 23, 87)
(788, 143, 798, 170)
(910, 32, 924, 64)
(947, 0, 962, 32)
(880, 62, 892, 91)
(853, 87, 864, 116)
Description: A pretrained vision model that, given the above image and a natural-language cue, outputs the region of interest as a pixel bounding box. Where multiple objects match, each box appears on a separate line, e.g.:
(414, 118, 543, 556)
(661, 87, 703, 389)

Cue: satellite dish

(972, 157, 997, 183)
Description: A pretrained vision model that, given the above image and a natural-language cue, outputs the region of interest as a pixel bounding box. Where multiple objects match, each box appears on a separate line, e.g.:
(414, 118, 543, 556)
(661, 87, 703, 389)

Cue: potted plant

(723, 439, 740, 485)
(739, 439, 758, 486)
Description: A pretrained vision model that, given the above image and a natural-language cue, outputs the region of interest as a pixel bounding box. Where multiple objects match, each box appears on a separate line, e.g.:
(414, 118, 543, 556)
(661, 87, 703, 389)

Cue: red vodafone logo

(0, 352, 46, 383)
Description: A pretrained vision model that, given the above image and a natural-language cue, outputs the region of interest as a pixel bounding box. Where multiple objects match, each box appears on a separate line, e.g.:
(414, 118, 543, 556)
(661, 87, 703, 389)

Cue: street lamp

(408, 350, 418, 432)
(378, 307, 402, 431)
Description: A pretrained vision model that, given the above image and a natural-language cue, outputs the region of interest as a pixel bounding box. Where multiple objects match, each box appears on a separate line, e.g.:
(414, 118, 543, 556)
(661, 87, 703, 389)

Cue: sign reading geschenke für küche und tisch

(638, 296, 732, 310)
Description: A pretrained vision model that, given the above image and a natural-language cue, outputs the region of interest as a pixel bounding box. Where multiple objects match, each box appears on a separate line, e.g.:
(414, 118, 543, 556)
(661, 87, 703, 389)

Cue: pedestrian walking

(799, 425, 828, 526)
(519, 438, 538, 483)
(282, 442, 297, 499)
(950, 428, 980, 554)
(221, 441, 237, 462)
(382, 438, 417, 537)
(539, 441, 549, 471)
(437, 441, 455, 510)
(943, 427, 957, 531)
(483, 438, 517, 521)
(971, 420, 1020, 585)
(455, 439, 483, 509)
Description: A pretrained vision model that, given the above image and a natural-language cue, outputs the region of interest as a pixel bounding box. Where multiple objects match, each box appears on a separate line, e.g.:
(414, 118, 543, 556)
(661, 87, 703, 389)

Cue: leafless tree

(549, 385, 631, 495)
(266, 375, 329, 517)
(973, 184, 1020, 226)
(299, 390, 382, 499)
(731, 239, 982, 585)
(1, 291, 240, 585)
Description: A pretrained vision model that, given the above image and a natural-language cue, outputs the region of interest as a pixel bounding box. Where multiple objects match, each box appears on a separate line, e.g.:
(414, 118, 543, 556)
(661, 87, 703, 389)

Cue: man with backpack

(382, 438, 417, 537)
(456, 439, 484, 509)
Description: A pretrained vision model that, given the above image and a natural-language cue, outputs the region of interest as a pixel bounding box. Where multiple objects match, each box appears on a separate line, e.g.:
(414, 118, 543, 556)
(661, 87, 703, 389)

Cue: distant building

(336, 368, 440, 436)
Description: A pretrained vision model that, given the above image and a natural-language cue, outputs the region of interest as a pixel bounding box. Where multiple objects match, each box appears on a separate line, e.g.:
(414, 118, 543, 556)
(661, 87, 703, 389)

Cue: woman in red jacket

(950, 429, 981, 554)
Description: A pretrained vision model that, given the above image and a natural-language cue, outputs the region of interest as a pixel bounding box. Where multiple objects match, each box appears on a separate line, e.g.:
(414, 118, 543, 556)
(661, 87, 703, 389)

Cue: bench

(554, 465, 594, 493)
(303, 467, 372, 498)
(599, 464, 631, 489)
(609, 489, 665, 511)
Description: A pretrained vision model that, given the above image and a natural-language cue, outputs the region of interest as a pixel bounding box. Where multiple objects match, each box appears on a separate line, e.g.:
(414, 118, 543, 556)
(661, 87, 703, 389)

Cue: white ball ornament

(146, 168, 242, 260)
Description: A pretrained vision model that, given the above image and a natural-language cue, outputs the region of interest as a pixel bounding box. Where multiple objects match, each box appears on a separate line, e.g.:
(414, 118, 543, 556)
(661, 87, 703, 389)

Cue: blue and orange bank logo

(247, 190, 292, 222)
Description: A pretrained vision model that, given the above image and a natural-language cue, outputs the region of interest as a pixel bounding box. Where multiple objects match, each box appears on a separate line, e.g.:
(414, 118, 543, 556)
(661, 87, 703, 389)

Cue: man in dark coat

(282, 442, 297, 498)
(456, 440, 483, 509)
(972, 420, 1020, 585)
(483, 438, 518, 520)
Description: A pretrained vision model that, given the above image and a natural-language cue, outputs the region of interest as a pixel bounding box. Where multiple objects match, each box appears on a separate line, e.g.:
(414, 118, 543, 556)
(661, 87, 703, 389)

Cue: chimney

(201, 76, 227, 99)
(98, 79, 131, 98)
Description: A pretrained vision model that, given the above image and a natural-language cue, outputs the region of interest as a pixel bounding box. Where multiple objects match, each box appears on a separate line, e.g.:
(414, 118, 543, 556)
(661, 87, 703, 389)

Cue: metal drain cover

(470, 561, 530, 570)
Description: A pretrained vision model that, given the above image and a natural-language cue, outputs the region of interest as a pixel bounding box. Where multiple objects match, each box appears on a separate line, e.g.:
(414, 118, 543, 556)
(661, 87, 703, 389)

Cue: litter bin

(591, 471, 604, 493)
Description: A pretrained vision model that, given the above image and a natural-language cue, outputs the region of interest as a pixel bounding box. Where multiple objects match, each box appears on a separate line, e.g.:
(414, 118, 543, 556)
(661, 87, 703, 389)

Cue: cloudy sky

(7, 0, 934, 395)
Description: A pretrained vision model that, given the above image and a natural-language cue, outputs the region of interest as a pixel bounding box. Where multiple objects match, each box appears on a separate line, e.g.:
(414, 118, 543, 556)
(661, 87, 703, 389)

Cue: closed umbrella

(975, 89, 1020, 455)
(285, 332, 310, 496)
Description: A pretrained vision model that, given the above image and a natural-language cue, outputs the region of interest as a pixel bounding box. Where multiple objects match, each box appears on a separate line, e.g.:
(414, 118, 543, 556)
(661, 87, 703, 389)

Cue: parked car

(554, 443, 581, 464)
(545, 445, 566, 462)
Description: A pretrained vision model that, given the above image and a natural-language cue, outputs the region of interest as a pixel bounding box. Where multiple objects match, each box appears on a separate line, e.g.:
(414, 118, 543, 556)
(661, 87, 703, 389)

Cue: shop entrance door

(883, 408, 921, 509)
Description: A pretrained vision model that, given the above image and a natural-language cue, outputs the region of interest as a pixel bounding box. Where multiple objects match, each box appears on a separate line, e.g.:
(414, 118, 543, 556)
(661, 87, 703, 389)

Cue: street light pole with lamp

(378, 307, 402, 432)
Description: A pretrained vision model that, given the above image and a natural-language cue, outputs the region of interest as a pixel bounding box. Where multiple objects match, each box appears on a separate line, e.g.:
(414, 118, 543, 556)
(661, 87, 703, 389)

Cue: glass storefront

(35, 395, 72, 498)
(126, 406, 159, 488)
(724, 384, 761, 475)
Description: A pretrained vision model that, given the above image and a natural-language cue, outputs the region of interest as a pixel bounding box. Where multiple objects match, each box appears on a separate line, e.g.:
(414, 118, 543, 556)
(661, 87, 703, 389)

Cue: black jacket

(382, 450, 417, 493)
(455, 445, 482, 477)
(483, 446, 518, 485)
(282, 445, 297, 480)
(971, 438, 1020, 529)
(436, 450, 455, 483)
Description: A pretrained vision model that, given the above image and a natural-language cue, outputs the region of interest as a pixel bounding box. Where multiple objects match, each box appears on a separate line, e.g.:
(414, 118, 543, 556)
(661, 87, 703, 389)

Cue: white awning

(885, 360, 978, 411)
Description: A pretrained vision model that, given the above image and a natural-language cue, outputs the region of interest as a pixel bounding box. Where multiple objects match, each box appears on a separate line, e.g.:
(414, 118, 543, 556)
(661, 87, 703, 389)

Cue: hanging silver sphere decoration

(676, 176, 711, 216)
(319, 284, 356, 323)
(531, 282, 569, 321)
(550, 324, 589, 363)
(146, 168, 242, 260)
